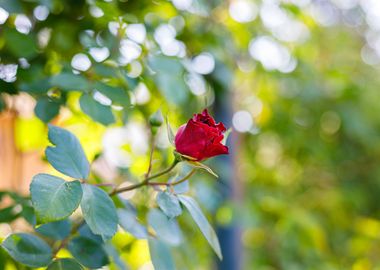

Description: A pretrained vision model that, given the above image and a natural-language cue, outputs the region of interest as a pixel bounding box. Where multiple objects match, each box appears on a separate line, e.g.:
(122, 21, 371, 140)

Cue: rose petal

(174, 109, 229, 161)
(175, 120, 207, 160)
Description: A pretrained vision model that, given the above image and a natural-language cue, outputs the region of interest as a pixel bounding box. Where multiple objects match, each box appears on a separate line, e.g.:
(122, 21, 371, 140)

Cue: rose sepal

(186, 161, 218, 178)
(221, 128, 232, 145)
(166, 116, 175, 145)
(173, 151, 218, 177)
(173, 150, 198, 162)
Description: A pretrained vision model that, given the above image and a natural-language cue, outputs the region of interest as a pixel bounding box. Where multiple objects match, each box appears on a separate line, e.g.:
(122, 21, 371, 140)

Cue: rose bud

(174, 109, 229, 161)
(149, 109, 164, 127)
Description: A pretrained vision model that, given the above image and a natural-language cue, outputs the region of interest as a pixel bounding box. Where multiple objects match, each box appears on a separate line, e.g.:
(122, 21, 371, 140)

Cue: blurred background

(1, 0, 380, 269)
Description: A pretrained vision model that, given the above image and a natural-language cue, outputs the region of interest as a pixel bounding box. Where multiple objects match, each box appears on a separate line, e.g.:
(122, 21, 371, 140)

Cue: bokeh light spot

(71, 53, 92, 71)
(233, 110, 253, 133)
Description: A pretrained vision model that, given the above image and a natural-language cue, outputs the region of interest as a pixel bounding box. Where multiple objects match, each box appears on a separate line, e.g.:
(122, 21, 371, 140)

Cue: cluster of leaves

(0, 0, 220, 125)
(0, 0, 233, 268)
(1, 125, 222, 269)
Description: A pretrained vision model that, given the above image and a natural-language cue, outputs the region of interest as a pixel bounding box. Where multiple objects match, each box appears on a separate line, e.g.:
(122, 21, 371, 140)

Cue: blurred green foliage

(1, 0, 380, 269)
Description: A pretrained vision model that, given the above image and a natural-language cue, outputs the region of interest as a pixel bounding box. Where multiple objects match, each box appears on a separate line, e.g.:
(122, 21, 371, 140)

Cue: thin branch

(145, 136, 155, 178)
(52, 219, 85, 258)
(148, 169, 196, 187)
(52, 160, 181, 256)
(144, 159, 179, 182)
(93, 183, 115, 187)
(108, 180, 148, 196)
(109, 159, 179, 196)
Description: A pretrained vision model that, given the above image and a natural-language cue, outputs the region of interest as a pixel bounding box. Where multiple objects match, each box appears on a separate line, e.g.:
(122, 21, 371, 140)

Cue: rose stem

(145, 135, 155, 178)
(148, 169, 196, 187)
(109, 159, 179, 196)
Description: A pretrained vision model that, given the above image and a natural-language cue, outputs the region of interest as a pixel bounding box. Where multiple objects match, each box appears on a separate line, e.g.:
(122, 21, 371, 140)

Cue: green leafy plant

(1, 113, 227, 269)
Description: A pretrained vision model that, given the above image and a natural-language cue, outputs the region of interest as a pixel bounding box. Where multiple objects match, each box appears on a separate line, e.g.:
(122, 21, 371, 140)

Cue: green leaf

(81, 184, 118, 241)
(4, 28, 38, 59)
(169, 175, 189, 194)
(0, 80, 17, 95)
(45, 125, 90, 179)
(78, 224, 103, 243)
(156, 191, 182, 218)
(79, 93, 115, 125)
(148, 56, 189, 104)
(149, 55, 183, 73)
(93, 63, 115, 77)
(186, 161, 218, 178)
(94, 82, 130, 107)
(47, 258, 83, 270)
(147, 209, 182, 246)
(0, 205, 20, 223)
(178, 195, 222, 260)
(117, 209, 148, 239)
(50, 73, 90, 92)
(148, 238, 175, 270)
(19, 78, 51, 94)
(1, 233, 52, 267)
(21, 205, 36, 225)
(36, 219, 71, 240)
(34, 97, 61, 123)
(30, 174, 83, 224)
(68, 236, 108, 268)
(0, 192, 36, 224)
(104, 244, 129, 270)
(157, 74, 189, 104)
(0, 0, 23, 13)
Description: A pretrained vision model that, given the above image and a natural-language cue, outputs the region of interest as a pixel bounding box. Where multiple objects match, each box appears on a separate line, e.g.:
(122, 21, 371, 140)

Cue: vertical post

(214, 89, 242, 270)
(0, 110, 23, 192)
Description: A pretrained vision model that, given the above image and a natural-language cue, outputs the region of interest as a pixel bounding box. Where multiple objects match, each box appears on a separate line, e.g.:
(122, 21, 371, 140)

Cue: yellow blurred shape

(58, 92, 106, 161)
(352, 258, 372, 270)
(45, 51, 62, 74)
(275, 159, 302, 186)
(112, 231, 134, 248)
(349, 237, 371, 256)
(123, 239, 150, 270)
(74, 123, 105, 162)
(15, 117, 47, 151)
(152, 2, 177, 19)
(216, 205, 233, 226)
(65, 92, 81, 112)
(61, 123, 105, 163)
(5, 264, 17, 270)
(256, 134, 282, 169)
(241, 228, 266, 248)
(130, 155, 149, 176)
(255, 103, 271, 126)
(56, 248, 72, 258)
(260, 196, 285, 214)
(355, 217, 380, 238)
(320, 111, 341, 135)
(290, 210, 328, 253)
(306, 224, 327, 253)
(121, 143, 132, 152)
(301, 12, 317, 28)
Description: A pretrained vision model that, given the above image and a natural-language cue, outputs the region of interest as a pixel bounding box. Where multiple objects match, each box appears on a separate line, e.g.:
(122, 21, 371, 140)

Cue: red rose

(174, 109, 229, 161)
